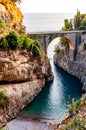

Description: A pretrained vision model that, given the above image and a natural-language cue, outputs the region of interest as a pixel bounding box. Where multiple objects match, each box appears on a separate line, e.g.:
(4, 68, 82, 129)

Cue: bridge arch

(63, 36, 75, 50)
(46, 35, 75, 51)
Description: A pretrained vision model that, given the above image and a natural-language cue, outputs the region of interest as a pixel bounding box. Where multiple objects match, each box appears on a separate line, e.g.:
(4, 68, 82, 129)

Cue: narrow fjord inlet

(0, 0, 86, 129)
(21, 38, 83, 123)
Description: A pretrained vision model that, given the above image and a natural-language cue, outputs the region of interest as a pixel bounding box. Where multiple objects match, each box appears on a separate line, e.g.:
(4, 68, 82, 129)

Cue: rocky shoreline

(5, 117, 52, 130)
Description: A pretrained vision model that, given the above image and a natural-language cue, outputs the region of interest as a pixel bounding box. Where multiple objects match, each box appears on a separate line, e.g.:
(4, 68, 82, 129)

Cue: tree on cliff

(78, 15, 86, 30)
(74, 9, 81, 30)
(62, 9, 86, 30)
(62, 19, 73, 31)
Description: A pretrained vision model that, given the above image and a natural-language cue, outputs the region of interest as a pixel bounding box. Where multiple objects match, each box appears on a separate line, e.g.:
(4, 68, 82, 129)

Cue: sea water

(5, 13, 83, 130)
(21, 18, 83, 122)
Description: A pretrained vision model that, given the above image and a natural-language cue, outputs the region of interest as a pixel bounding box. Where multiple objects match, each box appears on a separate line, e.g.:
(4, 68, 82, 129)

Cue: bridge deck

(29, 30, 85, 35)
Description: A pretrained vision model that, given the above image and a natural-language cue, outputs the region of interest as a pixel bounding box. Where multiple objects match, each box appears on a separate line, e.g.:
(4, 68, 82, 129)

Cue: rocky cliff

(0, 50, 53, 127)
(0, 80, 45, 127)
(0, 0, 25, 33)
(0, 50, 53, 82)
(54, 34, 86, 92)
(0, 0, 54, 127)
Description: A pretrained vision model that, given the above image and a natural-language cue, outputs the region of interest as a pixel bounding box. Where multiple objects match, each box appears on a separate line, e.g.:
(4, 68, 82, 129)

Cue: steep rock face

(0, 80, 45, 127)
(0, 1, 54, 127)
(0, 0, 25, 32)
(0, 50, 53, 127)
(54, 44, 86, 92)
(0, 50, 53, 82)
(76, 42, 86, 67)
(54, 51, 86, 92)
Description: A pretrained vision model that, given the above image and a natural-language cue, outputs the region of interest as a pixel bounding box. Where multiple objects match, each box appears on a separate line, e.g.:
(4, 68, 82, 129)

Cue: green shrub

(0, 31, 42, 56)
(60, 37, 69, 48)
(64, 115, 86, 130)
(0, 38, 8, 50)
(22, 37, 41, 56)
(6, 31, 18, 50)
(0, 90, 9, 107)
(68, 98, 86, 115)
(17, 35, 25, 49)
(0, 21, 5, 29)
(32, 45, 41, 56)
(54, 47, 60, 53)
(22, 37, 34, 50)
(31, 40, 41, 56)
(58, 98, 86, 130)
(34, 40, 41, 49)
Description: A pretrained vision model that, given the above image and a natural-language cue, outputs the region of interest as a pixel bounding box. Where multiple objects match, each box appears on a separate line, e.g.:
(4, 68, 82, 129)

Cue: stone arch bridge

(29, 30, 84, 60)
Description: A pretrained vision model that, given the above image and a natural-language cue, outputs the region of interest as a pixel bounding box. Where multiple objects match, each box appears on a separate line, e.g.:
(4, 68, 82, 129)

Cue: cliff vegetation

(62, 9, 86, 31)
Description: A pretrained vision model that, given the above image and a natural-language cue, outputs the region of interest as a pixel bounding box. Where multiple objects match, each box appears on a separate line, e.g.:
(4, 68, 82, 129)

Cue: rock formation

(0, 0, 25, 33)
(54, 34, 86, 92)
(0, 50, 53, 82)
(0, 50, 53, 127)
(0, 0, 53, 127)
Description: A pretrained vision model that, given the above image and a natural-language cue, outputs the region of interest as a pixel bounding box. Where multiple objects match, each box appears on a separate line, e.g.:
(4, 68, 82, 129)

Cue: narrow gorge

(0, 1, 86, 130)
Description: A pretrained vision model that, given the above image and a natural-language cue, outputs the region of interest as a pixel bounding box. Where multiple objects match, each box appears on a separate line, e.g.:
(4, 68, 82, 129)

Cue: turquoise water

(21, 38, 83, 123)
(21, 66, 82, 122)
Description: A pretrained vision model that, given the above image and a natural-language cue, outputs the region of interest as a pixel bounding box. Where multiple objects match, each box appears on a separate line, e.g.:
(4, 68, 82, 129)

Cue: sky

(20, 0, 86, 14)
